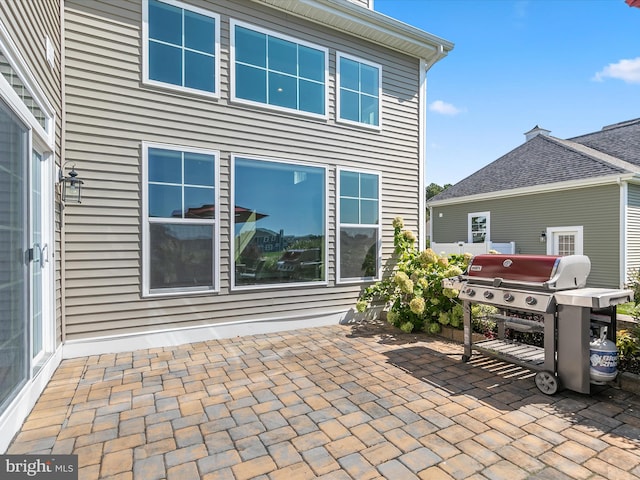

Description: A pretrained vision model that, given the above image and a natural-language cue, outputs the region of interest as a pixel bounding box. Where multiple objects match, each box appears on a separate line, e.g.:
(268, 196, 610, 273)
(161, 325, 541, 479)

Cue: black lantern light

(60, 162, 84, 204)
(539, 231, 547, 243)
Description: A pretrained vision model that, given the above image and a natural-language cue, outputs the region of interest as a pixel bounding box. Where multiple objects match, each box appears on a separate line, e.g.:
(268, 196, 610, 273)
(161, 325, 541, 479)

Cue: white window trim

(230, 154, 329, 291)
(230, 19, 329, 120)
(142, 0, 221, 99)
(545, 226, 584, 256)
(336, 167, 382, 284)
(468, 211, 490, 244)
(141, 141, 220, 297)
(335, 52, 382, 130)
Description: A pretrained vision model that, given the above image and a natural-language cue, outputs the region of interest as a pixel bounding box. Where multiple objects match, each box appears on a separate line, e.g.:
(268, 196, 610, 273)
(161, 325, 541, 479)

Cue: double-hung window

(231, 20, 327, 116)
(143, 143, 219, 295)
(468, 212, 489, 243)
(143, 0, 220, 96)
(337, 53, 381, 127)
(338, 169, 381, 282)
(233, 156, 326, 288)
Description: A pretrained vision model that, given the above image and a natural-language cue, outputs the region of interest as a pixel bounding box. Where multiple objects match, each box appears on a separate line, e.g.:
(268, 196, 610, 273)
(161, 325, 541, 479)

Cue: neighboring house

(428, 119, 640, 288)
(0, 0, 452, 450)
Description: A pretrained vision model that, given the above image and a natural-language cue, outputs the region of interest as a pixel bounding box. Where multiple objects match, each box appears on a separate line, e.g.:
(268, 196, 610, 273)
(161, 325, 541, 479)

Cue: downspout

(619, 176, 627, 288)
(59, 0, 67, 343)
(418, 45, 447, 250)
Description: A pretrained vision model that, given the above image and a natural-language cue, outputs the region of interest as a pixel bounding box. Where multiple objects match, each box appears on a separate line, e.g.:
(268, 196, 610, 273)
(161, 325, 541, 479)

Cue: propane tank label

(589, 351, 617, 373)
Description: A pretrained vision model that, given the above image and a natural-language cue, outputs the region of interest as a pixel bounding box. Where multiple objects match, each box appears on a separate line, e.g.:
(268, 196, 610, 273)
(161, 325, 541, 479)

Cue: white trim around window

(468, 211, 490, 244)
(337, 167, 382, 283)
(545, 226, 584, 256)
(230, 19, 329, 119)
(142, 142, 220, 297)
(142, 0, 221, 98)
(336, 52, 382, 130)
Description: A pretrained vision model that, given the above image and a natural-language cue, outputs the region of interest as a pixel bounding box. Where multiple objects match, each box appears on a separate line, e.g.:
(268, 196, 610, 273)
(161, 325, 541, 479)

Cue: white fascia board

(251, 0, 454, 62)
(427, 173, 640, 208)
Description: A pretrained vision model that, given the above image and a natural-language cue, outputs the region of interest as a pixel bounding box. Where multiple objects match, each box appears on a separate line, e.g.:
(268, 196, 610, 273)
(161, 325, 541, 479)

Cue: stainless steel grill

(450, 254, 633, 395)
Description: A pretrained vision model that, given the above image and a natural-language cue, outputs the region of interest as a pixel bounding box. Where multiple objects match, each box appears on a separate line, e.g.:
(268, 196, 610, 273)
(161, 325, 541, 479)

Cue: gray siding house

(0, 0, 452, 450)
(428, 119, 640, 288)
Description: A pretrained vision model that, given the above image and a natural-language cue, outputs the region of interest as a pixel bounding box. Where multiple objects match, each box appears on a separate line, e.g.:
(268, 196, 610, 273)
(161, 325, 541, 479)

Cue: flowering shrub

(356, 217, 471, 334)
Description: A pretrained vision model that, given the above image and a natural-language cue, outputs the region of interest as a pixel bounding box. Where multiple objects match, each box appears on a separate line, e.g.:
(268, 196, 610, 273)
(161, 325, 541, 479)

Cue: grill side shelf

(473, 339, 546, 369)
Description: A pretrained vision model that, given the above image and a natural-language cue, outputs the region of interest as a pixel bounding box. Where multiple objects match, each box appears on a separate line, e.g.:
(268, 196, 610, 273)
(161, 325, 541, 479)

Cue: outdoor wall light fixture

(540, 231, 547, 243)
(59, 162, 84, 204)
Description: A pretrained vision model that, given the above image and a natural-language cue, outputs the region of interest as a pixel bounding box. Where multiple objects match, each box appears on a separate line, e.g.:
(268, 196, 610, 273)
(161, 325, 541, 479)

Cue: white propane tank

(589, 328, 618, 384)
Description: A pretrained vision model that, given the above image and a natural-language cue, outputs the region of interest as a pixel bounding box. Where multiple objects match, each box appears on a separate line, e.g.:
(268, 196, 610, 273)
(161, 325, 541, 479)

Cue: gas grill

(450, 254, 633, 395)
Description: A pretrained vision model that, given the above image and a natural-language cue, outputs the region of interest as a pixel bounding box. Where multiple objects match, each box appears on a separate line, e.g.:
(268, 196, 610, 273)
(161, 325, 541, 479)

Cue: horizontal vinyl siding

(0, 1, 63, 344)
(627, 183, 640, 280)
(63, 0, 423, 339)
(432, 185, 621, 287)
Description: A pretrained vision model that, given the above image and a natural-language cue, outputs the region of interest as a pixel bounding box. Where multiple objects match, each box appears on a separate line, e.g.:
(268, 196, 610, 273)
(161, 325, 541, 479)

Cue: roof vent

(524, 125, 551, 142)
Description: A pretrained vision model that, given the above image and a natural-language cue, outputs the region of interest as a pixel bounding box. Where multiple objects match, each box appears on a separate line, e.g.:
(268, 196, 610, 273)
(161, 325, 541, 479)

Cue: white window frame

(337, 167, 382, 283)
(336, 52, 382, 130)
(142, 0, 221, 98)
(231, 154, 329, 291)
(230, 19, 329, 119)
(468, 211, 490, 244)
(141, 141, 220, 297)
(546, 226, 584, 256)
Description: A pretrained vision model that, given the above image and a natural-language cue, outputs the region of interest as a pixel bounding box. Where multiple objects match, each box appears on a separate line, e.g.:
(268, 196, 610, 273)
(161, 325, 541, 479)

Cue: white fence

(430, 241, 516, 256)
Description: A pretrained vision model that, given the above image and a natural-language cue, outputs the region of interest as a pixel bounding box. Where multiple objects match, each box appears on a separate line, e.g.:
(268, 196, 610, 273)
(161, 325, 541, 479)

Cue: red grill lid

(467, 254, 561, 283)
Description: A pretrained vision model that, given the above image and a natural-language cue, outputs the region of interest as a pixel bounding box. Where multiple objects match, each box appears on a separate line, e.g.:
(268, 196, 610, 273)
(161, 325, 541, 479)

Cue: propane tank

(589, 327, 618, 384)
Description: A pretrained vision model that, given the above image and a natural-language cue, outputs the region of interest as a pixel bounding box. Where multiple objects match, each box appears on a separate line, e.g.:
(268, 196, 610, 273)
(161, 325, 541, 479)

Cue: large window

(337, 53, 381, 127)
(233, 157, 326, 287)
(468, 212, 489, 243)
(231, 20, 327, 116)
(143, 0, 219, 96)
(338, 169, 381, 281)
(143, 144, 219, 295)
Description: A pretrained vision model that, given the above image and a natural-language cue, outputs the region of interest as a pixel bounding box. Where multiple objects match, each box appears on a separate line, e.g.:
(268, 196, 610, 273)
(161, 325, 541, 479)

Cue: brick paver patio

(7, 320, 640, 479)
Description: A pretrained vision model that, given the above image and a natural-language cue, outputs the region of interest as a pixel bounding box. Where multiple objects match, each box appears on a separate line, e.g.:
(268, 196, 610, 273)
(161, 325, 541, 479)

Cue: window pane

(184, 152, 215, 186)
(185, 51, 215, 92)
(340, 171, 359, 197)
(340, 227, 378, 279)
(340, 57, 359, 90)
(340, 89, 359, 122)
(150, 223, 213, 289)
(268, 72, 297, 109)
(360, 173, 378, 199)
(360, 199, 378, 225)
(299, 46, 324, 81)
(340, 198, 359, 224)
(299, 80, 324, 115)
(149, 184, 182, 218)
(148, 0, 181, 45)
(360, 64, 379, 95)
(236, 64, 266, 103)
(184, 10, 215, 54)
(184, 187, 214, 217)
(268, 36, 297, 75)
(234, 158, 325, 286)
(361, 95, 379, 126)
(149, 42, 182, 86)
(235, 26, 266, 67)
(149, 148, 181, 183)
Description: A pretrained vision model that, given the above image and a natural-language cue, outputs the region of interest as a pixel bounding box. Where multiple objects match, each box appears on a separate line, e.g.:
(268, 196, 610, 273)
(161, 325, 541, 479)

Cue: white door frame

(546, 226, 584, 255)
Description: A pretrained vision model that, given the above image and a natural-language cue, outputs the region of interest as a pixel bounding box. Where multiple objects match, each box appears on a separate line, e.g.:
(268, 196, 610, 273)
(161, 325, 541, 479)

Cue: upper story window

(468, 212, 489, 243)
(338, 169, 381, 282)
(231, 20, 328, 117)
(143, 0, 220, 96)
(337, 53, 381, 128)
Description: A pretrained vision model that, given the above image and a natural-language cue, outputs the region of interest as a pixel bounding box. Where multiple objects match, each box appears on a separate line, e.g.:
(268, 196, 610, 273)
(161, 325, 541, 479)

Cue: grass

(617, 302, 637, 317)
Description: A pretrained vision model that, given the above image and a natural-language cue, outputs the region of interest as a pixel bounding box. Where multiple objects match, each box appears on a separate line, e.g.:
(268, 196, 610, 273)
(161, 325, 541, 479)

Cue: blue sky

(375, 0, 640, 186)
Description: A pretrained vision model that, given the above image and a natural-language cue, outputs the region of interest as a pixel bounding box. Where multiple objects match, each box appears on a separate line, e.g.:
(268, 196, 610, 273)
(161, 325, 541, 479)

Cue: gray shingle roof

(431, 119, 640, 202)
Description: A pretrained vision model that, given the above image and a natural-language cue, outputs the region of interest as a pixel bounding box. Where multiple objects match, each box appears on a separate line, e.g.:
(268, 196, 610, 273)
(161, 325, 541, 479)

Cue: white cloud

(429, 100, 462, 116)
(593, 57, 640, 84)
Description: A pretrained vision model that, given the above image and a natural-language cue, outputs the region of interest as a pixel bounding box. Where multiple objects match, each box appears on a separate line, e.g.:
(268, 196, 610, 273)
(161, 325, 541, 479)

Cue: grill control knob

(465, 288, 476, 297)
(483, 291, 494, 300)
(525, 296, 537, 306)
(503, 293, 514, 303)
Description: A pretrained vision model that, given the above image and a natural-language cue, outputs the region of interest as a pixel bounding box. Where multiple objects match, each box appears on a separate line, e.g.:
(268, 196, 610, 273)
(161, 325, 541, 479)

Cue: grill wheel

(534, 370, 559, 395)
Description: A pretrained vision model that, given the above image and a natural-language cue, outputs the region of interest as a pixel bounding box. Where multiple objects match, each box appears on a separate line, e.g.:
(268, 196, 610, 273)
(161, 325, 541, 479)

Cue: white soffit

(251, 0, 454, 62)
